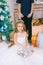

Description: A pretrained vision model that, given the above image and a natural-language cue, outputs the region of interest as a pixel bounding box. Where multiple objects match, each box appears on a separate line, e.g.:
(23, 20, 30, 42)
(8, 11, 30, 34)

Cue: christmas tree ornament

(0, 8, 3, 13)
(5, 6, 9, 12)
(0, 15, 4, 20)
(0, 2, 2, 5)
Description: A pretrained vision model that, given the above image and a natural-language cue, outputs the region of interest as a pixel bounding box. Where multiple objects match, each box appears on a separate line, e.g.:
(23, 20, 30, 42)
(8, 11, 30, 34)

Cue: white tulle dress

(0, 33, 43, 65)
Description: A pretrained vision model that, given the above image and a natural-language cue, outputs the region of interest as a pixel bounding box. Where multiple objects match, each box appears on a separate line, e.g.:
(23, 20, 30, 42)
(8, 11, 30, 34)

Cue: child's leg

(8, 42, 14, 48)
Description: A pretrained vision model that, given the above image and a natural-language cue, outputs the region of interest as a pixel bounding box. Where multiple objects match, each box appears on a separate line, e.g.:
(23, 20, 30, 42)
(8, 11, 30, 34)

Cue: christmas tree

(0, 0, 14, 40)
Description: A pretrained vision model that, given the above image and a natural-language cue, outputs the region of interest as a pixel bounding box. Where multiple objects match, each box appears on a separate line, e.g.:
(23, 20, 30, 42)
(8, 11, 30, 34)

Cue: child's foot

(8, 42, 14, 48)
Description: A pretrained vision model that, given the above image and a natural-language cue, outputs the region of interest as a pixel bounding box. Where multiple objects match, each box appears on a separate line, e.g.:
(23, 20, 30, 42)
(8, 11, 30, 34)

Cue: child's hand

(22, 45, 27, 52)
(30, 45, 34, 53)
(27, 45, 34, 53)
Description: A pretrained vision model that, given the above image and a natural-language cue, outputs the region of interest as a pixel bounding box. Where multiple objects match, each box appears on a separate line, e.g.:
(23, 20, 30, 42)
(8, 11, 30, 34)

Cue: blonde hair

(14, 20, 26, 33)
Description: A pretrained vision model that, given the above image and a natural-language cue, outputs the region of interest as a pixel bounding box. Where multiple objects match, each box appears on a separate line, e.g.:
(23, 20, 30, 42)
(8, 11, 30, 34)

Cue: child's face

(17, 23, 23, 32)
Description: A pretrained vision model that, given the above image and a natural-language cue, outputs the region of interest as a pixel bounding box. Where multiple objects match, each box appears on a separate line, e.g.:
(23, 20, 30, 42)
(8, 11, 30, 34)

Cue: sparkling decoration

(0, 15, 4, 20)
(0, 2, 2, 5)
(3, 23, 7, 29)
(0, 8, 3, 13)
(5, 6, 9, 12)
(0, 26, 4, 32)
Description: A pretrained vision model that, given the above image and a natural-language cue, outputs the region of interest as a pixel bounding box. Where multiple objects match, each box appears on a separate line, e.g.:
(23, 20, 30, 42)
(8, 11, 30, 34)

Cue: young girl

(8, 20, 33, 57)
(14, 20, 33, 57)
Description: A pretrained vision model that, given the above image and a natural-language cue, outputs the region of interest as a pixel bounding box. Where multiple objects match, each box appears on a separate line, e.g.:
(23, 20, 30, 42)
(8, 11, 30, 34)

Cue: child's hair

(14, 20, 26, 33)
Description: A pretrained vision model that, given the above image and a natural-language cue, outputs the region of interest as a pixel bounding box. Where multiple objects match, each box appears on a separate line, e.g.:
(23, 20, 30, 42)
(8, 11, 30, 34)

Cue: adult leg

(27, 17, 32, 42)
(22, 16, 32, 43)
(22, 17, 29, 31)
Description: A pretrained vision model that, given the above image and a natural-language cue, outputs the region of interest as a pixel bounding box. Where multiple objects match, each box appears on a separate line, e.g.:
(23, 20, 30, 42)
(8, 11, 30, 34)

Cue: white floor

(0, 41, 43, 65)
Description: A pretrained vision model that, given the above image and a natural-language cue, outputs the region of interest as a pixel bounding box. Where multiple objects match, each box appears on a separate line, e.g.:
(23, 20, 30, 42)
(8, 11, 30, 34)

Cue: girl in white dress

(0, 20, 43, 65)
(13, 20, 33, 57)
